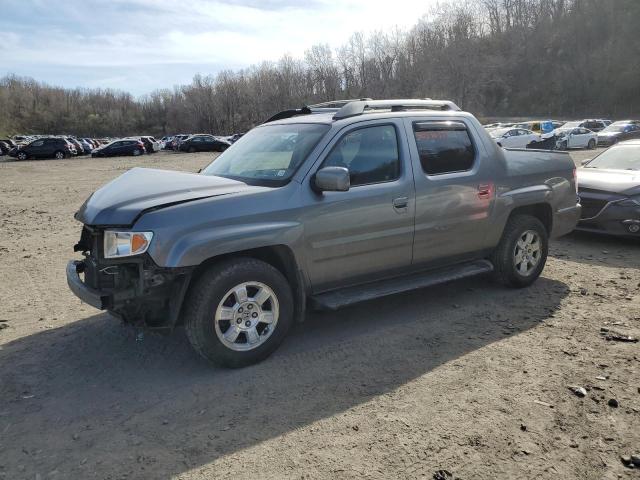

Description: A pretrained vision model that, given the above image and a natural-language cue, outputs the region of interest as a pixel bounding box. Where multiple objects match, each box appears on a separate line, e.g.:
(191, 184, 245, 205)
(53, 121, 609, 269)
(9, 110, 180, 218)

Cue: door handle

(478, 184, 494, 199)
(393, 197, 409, 209)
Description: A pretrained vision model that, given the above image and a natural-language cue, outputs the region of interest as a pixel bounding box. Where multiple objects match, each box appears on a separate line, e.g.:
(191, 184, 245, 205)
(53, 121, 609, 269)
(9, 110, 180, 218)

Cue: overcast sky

(0, 0, 447, 96)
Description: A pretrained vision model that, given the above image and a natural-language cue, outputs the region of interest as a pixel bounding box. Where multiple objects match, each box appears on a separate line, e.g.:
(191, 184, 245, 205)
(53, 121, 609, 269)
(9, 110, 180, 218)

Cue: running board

(310, 260, 494, 311)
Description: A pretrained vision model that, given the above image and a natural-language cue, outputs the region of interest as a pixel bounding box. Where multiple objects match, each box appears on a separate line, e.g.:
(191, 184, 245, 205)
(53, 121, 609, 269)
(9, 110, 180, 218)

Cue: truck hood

(577, 168, 640, 196)
(76, 167, 257, 226)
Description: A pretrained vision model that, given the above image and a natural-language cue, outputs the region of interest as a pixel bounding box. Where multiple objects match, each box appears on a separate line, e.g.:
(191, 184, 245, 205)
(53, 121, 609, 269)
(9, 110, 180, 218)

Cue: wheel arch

(506, 203, 553, 235)
(178, 245, 307, 325)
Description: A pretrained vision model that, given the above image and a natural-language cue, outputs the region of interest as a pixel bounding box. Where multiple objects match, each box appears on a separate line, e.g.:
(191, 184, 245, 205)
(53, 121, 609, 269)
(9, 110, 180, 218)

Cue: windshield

(202, 123, 330, 186)
(585, 144, 640, 170)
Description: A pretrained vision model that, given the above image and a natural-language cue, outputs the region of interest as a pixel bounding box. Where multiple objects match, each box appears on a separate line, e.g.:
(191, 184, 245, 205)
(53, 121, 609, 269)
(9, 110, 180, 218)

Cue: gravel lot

(0, 149, 638, 480)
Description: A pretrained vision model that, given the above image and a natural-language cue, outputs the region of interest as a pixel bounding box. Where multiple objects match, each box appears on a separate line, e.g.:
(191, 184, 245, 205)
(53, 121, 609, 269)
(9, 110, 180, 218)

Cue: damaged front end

(67, 226, 192, 330)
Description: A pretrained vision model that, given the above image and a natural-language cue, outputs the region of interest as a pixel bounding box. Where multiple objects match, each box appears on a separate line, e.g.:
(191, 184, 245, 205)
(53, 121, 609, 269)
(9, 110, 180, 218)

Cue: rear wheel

(17, 151, 27, 161)
(491, 214, 548, 288)
(54, 150, 65, 160)
(133, 148, 142, 156)
(184, 258, 294, 368)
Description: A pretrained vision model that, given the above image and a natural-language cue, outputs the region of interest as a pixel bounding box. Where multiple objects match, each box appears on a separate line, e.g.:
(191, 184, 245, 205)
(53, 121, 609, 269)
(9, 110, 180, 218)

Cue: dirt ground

(0, 150, 638, 480)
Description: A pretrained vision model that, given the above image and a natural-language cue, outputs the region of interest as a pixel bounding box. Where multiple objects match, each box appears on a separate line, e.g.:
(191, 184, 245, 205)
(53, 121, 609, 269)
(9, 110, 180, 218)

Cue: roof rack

(307, 98, 373, 110)
(263, 98, 460, 124)
(333, 99, 460, 120)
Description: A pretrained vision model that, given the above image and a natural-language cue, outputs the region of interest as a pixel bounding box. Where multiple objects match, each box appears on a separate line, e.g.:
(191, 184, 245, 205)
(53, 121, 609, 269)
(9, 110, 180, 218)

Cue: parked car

(91, 139, 146, 157)
(171, 134, 191, 150)
(597, 123, 640, 147)
(140, 136, 161, 153)
(553, 127, 597, 150)
(160, 136, 174, 150)
(577, 140, 640, 237)
(490, 128, 540, 148)
(66, 98, 580, 368)
(0, 139, 17, 155)
(9, 137, 75, 160)
(78, 138, 95, 153)
(66, 137, 85, 155)
(562, 119, 607, 133)
(179, 134, 231, 153)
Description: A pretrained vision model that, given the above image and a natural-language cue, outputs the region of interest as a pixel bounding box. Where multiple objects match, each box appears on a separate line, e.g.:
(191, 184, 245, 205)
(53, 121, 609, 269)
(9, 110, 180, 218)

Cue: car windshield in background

(585, 145, 640, 170)
(562, 122, 580, 129)
(202, 123, 330, 186)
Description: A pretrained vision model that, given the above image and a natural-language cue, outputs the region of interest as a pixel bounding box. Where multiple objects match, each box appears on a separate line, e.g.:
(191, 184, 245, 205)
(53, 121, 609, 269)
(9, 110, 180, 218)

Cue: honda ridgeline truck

(67, 99, 581, 367)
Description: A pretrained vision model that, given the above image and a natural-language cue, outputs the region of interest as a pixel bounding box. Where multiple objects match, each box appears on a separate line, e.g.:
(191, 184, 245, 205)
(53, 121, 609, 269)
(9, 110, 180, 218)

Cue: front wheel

(17, 151, 27, 161)
(184, 258, 294, 368)
(587, 139, 596, 150)
(133, 148, 142, 156)
(54, 150, 65, 160)
(490, 214, 548, 288)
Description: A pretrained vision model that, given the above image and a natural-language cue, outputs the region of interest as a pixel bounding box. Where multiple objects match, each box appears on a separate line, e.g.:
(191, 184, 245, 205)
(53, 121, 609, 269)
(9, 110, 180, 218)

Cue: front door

(302, 120, 415, 292)
(404, 118, 496, 267)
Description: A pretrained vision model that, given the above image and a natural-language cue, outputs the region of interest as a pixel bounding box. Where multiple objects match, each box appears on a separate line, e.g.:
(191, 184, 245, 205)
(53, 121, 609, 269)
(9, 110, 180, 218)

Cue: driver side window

(321, 125, 400, 187)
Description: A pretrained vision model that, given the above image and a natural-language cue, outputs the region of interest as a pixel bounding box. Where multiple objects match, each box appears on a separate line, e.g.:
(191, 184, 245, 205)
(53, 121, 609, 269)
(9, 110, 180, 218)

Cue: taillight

(138, 141, 144, 147)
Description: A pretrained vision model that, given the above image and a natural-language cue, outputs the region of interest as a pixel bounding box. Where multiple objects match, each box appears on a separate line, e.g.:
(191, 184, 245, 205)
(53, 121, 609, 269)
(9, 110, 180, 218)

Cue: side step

(310, 260, 494, 311)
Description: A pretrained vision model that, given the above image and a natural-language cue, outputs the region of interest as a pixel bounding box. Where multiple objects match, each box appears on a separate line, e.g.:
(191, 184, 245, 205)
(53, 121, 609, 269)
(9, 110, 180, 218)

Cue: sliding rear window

(412, 121, 476, 175)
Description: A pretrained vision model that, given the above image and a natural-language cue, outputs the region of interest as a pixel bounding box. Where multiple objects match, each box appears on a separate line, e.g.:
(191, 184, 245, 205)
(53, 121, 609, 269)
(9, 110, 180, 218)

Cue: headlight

(104, 231, 153, 258)
(618, 197, 640, 208)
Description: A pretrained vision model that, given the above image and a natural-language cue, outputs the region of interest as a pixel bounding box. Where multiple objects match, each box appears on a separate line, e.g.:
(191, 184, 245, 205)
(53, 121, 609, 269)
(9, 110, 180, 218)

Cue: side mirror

(313, 166, 350, 193)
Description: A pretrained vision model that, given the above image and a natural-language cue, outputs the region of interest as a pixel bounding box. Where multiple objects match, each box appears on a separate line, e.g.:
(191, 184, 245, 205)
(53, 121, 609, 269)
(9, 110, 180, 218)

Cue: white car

(490, 128, 540, 148)
(553, 127, 597, 150)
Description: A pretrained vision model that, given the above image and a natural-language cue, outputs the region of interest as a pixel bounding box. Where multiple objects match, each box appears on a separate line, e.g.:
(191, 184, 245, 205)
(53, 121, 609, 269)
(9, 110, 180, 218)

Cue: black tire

(54, 150, 65, 160)
(490, 214, 548, 288)
(17, 151, 27, 161)
(184, 258, 294, 368)
(588, 139, 596, 150)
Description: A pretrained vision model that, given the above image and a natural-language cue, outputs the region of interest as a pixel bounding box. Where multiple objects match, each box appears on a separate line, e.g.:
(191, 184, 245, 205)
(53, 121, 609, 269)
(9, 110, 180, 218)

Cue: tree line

(1, 0, 638, 138)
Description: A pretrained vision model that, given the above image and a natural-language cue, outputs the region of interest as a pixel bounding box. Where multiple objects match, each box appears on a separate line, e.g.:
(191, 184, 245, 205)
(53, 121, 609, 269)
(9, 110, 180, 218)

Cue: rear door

(302, 120, 415, 292)
(404, 118, 496, 266)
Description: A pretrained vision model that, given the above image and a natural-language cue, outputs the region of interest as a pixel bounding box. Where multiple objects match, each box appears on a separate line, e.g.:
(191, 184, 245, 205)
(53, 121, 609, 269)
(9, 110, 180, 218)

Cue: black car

(8, 137, 75, 160)
(178, 134, 231, 153)
(92, 139, 146, 157)
(577, 139, 640, 237)
(597, 122, 640, 147)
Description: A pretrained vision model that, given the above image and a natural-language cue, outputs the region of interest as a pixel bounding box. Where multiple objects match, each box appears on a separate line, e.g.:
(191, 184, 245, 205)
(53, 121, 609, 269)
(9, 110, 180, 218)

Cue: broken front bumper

(67, 260, 106, 309)
(66, 257, 192, 329)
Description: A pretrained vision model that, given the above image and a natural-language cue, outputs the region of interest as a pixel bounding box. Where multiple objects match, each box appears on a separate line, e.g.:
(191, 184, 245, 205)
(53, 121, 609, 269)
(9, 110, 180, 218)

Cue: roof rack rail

(307, 98, 373, 110)
(263, 106, 312, 124)
(333, 99, 461, 120)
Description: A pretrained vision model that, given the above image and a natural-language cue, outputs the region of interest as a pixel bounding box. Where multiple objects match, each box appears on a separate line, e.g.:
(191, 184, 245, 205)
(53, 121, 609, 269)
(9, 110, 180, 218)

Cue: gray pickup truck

(67, 99, 581, 367)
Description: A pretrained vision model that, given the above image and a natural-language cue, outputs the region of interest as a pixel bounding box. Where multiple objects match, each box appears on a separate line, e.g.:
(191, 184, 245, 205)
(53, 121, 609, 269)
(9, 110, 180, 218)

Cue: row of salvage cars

(577, 139, 640, 237)
(486, 119, 640, 151)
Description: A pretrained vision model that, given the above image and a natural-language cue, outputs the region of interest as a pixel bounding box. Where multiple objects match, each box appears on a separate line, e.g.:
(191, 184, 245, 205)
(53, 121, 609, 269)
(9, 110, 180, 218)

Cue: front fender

(149, 221, 304, 268)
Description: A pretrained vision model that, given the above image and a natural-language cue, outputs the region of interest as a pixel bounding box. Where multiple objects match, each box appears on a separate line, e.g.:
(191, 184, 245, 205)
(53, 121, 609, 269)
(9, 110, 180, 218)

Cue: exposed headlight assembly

(104, 231, 153, 258)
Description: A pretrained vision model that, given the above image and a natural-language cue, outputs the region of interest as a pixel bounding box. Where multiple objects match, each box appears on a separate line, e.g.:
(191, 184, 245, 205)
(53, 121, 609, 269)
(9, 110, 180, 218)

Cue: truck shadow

(550, 231, 640, 269)
(0, 276, 568, 479)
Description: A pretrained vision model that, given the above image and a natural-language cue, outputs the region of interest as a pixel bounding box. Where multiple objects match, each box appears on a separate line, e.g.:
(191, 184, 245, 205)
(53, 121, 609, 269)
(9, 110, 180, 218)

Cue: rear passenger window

(322, 125, 400, 186)
(412, 121, 475, 175)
